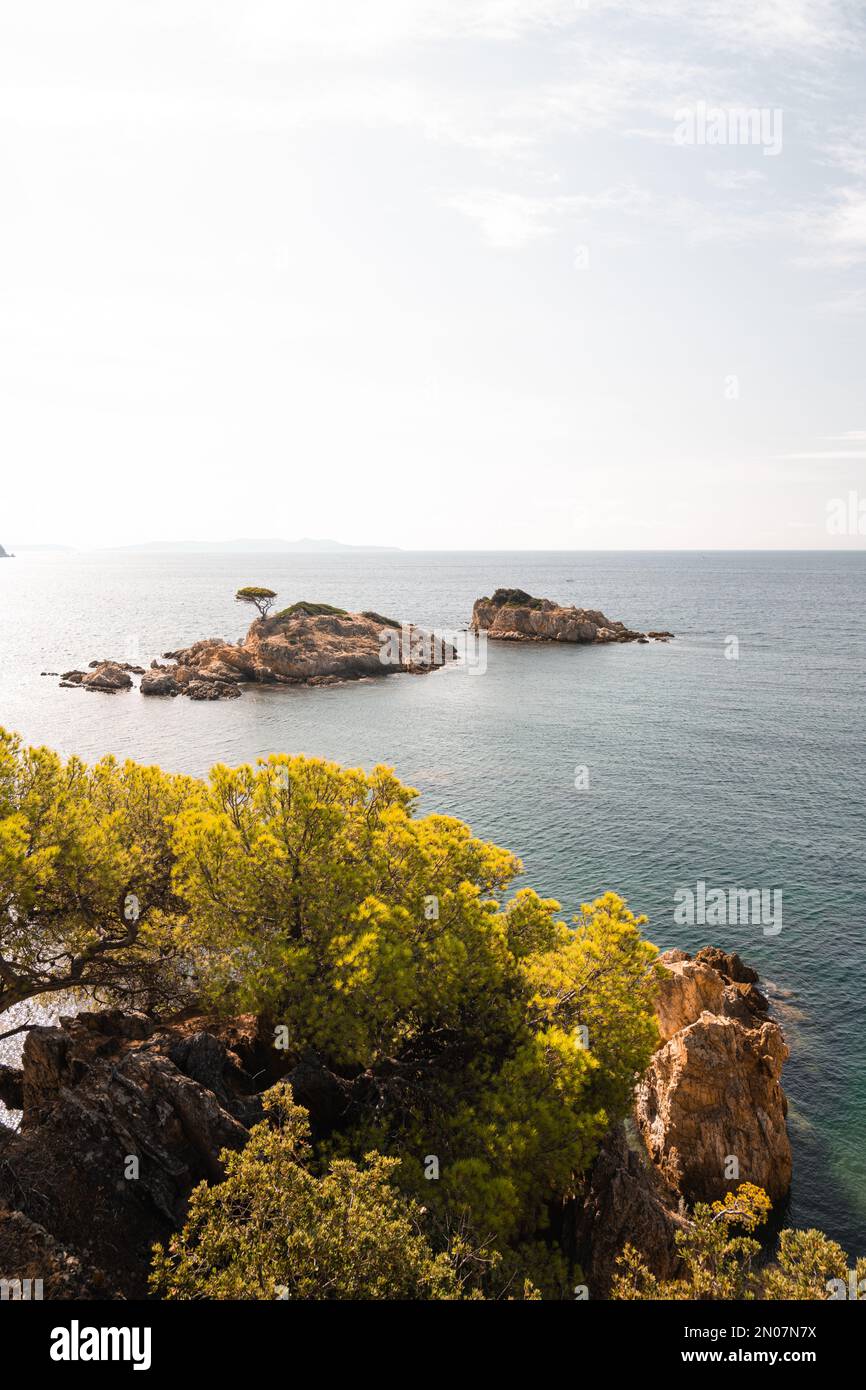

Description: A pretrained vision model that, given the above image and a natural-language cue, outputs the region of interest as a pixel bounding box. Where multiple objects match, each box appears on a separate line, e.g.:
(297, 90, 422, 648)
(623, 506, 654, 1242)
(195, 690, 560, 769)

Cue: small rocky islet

(54, 599, 451, 701)
(470, 587, 674, 644)
(52, 586, 674, 699)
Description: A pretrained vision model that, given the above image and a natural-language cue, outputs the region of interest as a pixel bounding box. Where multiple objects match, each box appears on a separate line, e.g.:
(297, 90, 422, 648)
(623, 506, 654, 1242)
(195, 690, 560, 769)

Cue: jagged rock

(0, 1009, 266, 1297)
(571, 1125, 688, 1296)
(653, 949, 767, 1042)
(635, 950, 791, 1204)
(470, 589, 671, 644)
(694, 945, 759, 985)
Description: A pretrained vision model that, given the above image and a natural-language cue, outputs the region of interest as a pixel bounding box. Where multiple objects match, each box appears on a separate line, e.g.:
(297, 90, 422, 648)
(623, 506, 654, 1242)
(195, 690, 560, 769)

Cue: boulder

(140, 671, 180, 696)
(186, 679, 242, 700)
(82, 662, 133, 692)
(652, 949, 768, 1042)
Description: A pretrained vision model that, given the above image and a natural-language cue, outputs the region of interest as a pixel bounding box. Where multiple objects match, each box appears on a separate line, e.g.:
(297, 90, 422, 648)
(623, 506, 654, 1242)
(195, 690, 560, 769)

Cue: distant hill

(105, 537, 402, 555)
(6, 543, 71, 552)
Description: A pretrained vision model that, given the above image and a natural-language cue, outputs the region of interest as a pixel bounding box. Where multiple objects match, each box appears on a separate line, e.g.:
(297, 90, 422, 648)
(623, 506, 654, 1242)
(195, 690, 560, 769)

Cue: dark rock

(0, 1064, 23, 1111)
(694, 946, 760, 986)
(571, 1125, 687, 1296)
(0, 1009, 264, 1297)
(0, 1206, 113, 1299)
(186, 679, 242, 701)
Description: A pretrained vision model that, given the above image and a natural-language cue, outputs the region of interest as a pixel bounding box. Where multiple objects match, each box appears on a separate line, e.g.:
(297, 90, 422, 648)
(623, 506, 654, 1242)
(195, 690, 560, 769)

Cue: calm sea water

(1, 549, 864, 1252)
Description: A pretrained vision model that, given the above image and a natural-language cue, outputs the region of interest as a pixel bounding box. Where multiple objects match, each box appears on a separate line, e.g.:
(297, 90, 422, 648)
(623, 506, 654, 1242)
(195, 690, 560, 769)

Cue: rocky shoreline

(0, 945, 788, 1299)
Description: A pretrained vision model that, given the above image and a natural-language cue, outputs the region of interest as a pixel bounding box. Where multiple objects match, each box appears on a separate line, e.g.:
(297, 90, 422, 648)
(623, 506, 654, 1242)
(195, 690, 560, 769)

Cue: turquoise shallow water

(1, 548, 864, 1251)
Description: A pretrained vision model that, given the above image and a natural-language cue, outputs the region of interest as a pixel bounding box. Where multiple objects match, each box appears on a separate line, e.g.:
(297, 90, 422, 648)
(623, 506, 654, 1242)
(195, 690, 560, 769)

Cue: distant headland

(104, 537, 402, 555)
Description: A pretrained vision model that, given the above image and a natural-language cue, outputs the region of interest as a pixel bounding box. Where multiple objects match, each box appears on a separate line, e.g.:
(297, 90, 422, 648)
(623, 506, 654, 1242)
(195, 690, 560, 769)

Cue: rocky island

(56, 593, 452, 699)
(471, 588, 673, 644)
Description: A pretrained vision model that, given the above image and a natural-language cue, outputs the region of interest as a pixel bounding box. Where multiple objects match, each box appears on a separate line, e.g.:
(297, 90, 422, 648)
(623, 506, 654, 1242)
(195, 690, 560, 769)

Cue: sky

(1, 0, 865, 550)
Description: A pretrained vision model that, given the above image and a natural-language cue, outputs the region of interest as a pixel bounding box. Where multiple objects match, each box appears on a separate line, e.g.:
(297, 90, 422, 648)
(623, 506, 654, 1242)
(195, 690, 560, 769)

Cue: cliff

(0, 946, 789, 1299)
(572, 946, 791, 1294)
(470, 588, 673, 644)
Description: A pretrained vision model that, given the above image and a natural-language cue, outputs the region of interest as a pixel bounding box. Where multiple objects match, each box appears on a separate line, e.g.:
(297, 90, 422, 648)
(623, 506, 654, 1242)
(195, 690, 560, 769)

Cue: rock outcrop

(635, 948, 791, 1204)
(0, 1010, 268, 1297)
(571, 1124, 688, 1295)
(574, 946, 790, 1294)
(0, 1008, 360, 1298)
(59, 661, 135, 692)
(61, 609, 453, 699)
(470, 589, 673, 644)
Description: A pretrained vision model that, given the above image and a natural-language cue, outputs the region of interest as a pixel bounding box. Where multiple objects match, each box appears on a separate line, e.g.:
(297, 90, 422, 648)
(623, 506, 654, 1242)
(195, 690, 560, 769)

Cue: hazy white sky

(2, 1, 865, 549)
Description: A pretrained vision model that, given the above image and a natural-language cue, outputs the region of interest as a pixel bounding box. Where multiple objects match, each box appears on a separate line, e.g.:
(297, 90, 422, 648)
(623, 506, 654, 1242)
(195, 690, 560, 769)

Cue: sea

(1, 548, 864, 1254)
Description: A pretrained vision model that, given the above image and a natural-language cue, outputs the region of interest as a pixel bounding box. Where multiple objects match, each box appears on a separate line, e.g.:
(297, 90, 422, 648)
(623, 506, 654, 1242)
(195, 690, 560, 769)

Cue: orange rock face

(635, 949, 792, 1203)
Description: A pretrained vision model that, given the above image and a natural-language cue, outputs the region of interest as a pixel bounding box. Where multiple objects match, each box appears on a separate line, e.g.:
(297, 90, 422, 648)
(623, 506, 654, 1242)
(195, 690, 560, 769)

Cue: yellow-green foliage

(170, 753, 662, 1243)
(612, 1183, 866, 1301)
(0, 729, 199, 1015)
(151, 1084, 509, 1300)
(1, 729, 662, 1282)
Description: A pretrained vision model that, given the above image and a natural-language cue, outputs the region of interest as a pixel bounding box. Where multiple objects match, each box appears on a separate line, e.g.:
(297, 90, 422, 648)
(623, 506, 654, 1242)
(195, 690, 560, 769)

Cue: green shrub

(151, 1085, 503, 1300)
(274, 601, 349, 619)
